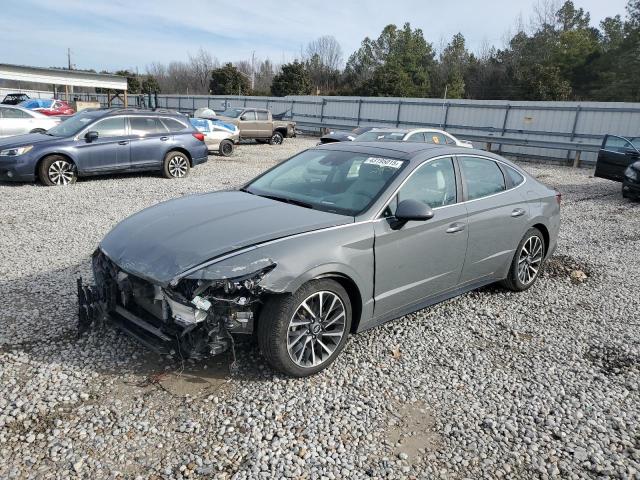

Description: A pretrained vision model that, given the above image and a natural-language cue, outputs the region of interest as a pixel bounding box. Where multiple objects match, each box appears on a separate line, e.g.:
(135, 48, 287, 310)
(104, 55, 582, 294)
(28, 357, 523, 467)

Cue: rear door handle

(118, 141, 129, 145)
(511, 208, 526, 217)
(160, 136, 169, 141)
(446, 222, 466, 234)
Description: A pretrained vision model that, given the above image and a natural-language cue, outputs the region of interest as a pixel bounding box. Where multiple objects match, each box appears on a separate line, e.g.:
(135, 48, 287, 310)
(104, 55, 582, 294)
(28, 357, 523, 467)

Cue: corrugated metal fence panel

(53, 91, 640, 163)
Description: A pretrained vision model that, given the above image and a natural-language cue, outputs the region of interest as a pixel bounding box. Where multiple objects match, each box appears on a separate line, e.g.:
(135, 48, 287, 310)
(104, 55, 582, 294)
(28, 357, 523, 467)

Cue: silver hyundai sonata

(78, 142, 561, 377)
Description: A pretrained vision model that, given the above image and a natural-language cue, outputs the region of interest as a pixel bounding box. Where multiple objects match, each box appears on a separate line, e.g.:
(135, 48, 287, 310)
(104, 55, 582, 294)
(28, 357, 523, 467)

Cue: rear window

(256, 110, 269, 120)
(130, 117, 168, 135)
(459, 157, 506, 200)
(161, 118, 188, 132)
(504, 166, 525, 187)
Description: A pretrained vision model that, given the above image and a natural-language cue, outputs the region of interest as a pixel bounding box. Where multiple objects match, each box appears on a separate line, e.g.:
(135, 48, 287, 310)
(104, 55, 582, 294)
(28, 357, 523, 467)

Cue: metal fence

(13, 89, 640, 164)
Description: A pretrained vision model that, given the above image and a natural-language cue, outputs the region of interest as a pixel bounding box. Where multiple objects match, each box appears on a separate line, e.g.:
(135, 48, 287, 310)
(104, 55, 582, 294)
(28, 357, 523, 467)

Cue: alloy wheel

(271, 134, 283, 145)
(517, 235, 543, 285)
(287, 291, 346, 368)
(48, 160, 75, 185)
(222, 142, 233, 155)
(168, 155, 189, 177)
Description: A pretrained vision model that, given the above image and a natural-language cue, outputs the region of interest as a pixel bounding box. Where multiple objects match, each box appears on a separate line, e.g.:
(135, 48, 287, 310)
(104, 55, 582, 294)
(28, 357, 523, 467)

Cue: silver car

(78, 142, 560, 376)
(0, 105, 60, 138)
(355, 127, 474, 148)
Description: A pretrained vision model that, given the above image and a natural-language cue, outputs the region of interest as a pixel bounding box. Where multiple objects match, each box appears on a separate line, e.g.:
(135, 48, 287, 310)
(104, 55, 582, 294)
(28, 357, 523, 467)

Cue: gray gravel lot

(0, 137, 638, 479)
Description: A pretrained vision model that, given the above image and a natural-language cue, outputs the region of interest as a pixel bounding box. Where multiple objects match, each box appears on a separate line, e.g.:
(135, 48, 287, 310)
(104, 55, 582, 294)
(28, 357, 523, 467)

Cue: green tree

(344, 23, 435, 97)
(209, 63, 250, 95)
(271, 61, 312, 96)
(435, 33, 471, 98)
(141, 75, 160, 94)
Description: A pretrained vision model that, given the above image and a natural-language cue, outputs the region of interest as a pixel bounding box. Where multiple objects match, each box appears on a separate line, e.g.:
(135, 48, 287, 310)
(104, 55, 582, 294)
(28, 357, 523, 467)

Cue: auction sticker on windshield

(363, 157, 404, 168)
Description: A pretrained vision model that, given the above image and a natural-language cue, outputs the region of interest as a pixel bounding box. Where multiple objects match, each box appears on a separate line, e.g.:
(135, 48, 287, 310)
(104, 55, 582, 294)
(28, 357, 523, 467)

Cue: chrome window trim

(374, 153, 528, 220)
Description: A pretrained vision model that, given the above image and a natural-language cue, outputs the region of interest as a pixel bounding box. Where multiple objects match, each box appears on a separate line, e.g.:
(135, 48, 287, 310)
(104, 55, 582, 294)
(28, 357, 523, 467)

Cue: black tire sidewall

(38, 155, 76, 186)
(219, 140, 234, 157)
(270, 132, 283, 145)
(258, 279, 352, 377)
(506, 227, 545, 291)
(162, 151, 190, 179)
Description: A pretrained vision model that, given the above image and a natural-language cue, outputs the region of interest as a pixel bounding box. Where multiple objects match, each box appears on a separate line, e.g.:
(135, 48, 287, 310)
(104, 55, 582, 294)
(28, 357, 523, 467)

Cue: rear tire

(162, 151, 190, 179)
(38, 155, 77, 186)
(219, 139, 234, 157)
(269, 131, 284, 145)
(501, 227, 545, 292)
(30, 128, 46, 134)
(257, 279, 352, 377)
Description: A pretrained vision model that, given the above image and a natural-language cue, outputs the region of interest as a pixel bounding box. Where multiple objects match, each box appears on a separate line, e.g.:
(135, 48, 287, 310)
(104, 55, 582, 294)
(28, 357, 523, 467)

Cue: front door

(457, 156, 530, 284)
(74, 117, 130, 172)
(0, 107, 33, 136)
(594, 135, 640, 182)
(127, 116, 170, 168)
(373, 157, 468, 320)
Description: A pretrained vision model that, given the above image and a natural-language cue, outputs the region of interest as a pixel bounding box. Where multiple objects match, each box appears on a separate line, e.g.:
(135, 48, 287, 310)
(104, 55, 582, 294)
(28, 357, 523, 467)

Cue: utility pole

(251, 51, 255, 91)
(67, 48, 72, 70)
(67, 48, 73, 99)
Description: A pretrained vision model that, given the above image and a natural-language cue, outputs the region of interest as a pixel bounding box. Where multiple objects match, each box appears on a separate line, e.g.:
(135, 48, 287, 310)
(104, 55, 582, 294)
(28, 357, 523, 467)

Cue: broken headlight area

(77, 249, 275, 360)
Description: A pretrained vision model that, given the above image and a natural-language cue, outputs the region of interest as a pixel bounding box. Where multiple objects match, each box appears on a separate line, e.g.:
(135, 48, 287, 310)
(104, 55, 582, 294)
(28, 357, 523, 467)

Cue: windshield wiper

(260, 194, 314, 209)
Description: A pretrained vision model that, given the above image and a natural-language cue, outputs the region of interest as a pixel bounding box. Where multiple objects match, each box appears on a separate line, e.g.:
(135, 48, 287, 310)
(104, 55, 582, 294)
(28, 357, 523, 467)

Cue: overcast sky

(2, 0, 630, 72)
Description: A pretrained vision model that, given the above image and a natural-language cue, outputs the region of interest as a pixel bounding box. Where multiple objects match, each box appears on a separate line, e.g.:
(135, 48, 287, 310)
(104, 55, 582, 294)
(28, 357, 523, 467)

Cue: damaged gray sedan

(78, 142, 560, 376)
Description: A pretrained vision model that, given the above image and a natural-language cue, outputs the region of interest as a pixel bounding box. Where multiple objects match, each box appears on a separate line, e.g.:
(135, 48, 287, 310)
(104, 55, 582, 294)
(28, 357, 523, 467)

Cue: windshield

(220, 108, 244, 118)
(46, 112, 97, 137)
(354, 130, 406, 142)
(245, 149, 407, 216)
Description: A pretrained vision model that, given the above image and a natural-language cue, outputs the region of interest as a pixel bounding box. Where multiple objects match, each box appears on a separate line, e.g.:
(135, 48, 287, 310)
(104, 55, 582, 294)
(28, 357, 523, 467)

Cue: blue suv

(0, 109, 209, 185)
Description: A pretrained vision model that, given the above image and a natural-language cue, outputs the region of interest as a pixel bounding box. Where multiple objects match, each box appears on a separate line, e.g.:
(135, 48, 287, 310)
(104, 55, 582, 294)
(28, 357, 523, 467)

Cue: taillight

(192, 132, 205, 141)
(555, 191, 562, 206)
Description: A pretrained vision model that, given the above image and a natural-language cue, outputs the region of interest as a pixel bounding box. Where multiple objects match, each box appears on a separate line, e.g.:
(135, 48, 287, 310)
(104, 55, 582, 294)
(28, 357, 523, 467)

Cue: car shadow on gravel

(0, 262, 269, 388)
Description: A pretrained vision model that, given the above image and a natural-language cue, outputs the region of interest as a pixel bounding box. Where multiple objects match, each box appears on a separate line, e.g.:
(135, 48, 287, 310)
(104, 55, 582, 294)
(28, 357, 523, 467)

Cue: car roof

(316, 141, 520, 167)
(79, 108, 186, 119)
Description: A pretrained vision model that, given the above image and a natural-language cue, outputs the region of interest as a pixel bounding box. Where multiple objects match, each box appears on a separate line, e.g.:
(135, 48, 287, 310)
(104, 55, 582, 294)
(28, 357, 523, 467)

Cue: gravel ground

(0, 137, 638, 479)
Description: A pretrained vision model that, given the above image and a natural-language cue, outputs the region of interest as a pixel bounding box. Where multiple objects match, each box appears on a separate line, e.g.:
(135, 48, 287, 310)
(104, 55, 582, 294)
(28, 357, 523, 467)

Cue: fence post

(266, 99, 270, 111)
(498, 104, 511, 153)
(243, 97, 247, 107)
(566, 105, 582, 163)
(356, 98, 363, 126)
(396, 101, 403, 127)
(192, 96, 195, 113)
(320, 98, 326, 126)
(573, 150, 582, 168)
(290, 100, 295, 119)
(442, 102, 450, 129)
(178, 96, 182, 112)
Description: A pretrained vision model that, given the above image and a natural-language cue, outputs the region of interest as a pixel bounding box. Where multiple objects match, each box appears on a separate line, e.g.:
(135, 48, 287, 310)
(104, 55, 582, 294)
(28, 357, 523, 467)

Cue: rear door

(458, 155, 530, 285)
(127, 116, 170, 169)
(74, 117, 130, 172)
(256, 110, 272, 138)
(238, 109, 258, 137)
(594, 135, 640, 182)
(0, 107, 33, 136)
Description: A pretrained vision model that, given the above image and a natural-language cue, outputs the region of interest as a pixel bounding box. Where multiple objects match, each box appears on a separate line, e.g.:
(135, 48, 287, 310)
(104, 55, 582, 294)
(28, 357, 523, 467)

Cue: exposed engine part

(77, 249, 272, 361)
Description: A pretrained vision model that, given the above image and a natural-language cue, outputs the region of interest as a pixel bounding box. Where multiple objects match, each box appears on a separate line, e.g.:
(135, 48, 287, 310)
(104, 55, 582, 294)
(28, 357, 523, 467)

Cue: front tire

(258, 279, 352, 377)
(162, 151, 190, 179)
(30, 128, 46, 134)
(269, 131, 284, 145)
(219, 139, 234, 157)
(38, 155, 77, 186)
(501, 227, 545, 291)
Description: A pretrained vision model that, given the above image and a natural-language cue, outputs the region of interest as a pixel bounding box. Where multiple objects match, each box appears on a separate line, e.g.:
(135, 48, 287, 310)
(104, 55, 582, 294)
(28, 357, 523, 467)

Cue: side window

(459, 157, 506, 200)
(256, 110, 269, 121)
(130, 117, 168, 135)
(504, 166, 525, 187)
(390, 157, 457, 213)
(424, 133, 447, 145)
(406, 132, 425, 142)
(444, 135, 457, 145)
(241, 110, 256, 121)
(91, 117, 127, 138)
(2, 108, 29, 119)
(161, 118, 188, 132)
(604, 135, 634, 153)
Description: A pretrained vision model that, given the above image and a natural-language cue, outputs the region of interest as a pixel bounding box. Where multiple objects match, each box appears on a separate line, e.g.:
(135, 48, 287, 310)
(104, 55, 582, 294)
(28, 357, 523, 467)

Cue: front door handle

(160, 136, 169, 141)
(511, 208, 526, 217)
(446, 222, 466, 234)
(118, 141, 129, 145)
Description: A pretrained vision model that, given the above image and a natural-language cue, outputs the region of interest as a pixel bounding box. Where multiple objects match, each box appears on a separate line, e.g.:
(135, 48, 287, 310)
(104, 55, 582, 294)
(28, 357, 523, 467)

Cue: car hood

(100, 191, 353, 285)
(320, 131, 355, 142)
(0, 132, 62, 148)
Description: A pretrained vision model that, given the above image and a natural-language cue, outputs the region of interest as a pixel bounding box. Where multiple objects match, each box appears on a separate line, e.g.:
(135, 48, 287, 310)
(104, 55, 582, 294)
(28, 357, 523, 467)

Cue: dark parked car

(594, 134, 640, 191)
(0, 109, 208, 185)
(78, 142, 560, 376)
(319, 126, 374, 144)
(1, 93, 30, 105)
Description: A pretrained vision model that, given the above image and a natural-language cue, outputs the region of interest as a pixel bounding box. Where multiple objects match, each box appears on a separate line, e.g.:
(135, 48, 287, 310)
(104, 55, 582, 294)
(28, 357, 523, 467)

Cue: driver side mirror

(85, 131, 99, 143)
(390, 199, 434, 230)
(239, 115, 247, 121)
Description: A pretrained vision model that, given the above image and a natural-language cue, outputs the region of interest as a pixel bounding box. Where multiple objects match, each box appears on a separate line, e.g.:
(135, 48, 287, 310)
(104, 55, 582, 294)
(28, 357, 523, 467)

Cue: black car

(319, 126, 374, 144)
(1, 93, 30, 105)
(594, 134, 640, 187)
(622, 161, 640, 200)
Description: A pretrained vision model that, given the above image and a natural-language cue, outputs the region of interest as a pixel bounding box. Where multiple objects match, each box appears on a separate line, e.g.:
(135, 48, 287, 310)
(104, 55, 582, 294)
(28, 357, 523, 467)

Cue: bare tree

(189, 48, 219, 93)
(304, 35, 344, 93)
